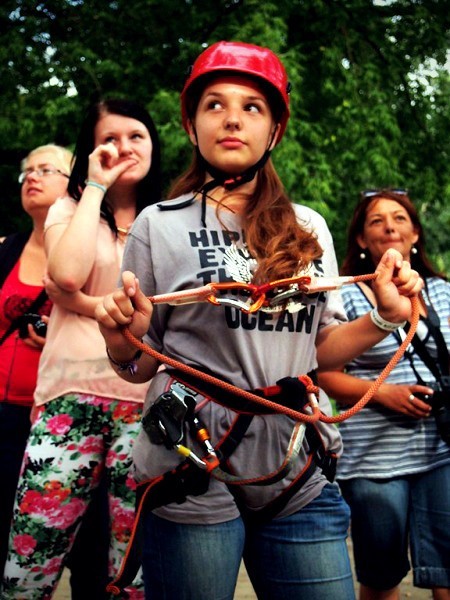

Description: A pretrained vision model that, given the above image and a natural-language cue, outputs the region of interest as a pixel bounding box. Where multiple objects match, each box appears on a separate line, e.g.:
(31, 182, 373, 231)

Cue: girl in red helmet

(96, 42, 422, 600)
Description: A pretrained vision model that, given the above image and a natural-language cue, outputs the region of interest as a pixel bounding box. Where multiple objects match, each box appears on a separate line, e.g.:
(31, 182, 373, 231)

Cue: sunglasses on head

(361, 188, 408, 198)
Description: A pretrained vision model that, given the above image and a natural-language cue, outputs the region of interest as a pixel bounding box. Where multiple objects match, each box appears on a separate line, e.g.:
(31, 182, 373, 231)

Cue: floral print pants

(1, 393, 144, 599)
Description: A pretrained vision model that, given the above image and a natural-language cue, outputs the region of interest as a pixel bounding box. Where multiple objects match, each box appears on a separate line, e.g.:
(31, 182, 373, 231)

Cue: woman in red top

(0, 144, 71, 575)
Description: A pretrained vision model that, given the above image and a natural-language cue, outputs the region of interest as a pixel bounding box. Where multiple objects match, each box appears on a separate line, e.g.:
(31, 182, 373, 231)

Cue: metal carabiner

(207, 294, 266, 313)
(147, 274, 375, 313)
(268, 286, 302, 307)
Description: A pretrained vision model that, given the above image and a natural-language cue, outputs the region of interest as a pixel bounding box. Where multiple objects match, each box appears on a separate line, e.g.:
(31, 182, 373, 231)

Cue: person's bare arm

(318, 370, 433, 419)
(44, 275, 102, 317)
(46, 143, 138, 292)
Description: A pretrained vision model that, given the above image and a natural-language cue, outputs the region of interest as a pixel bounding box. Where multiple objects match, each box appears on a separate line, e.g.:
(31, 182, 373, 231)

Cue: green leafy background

(2, 0, 449, 273)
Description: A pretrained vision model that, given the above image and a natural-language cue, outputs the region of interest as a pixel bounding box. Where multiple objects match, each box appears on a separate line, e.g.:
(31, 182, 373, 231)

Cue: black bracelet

(106, 346, 143, 375)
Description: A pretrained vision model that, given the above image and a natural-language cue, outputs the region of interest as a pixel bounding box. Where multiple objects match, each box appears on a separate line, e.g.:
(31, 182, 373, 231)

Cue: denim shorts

(339, 463, 450, 590)
(142, 482, 355, 600)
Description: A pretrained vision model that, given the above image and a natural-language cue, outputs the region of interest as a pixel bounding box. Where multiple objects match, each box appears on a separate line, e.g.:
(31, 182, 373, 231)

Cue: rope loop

(121, 272, 420, 425)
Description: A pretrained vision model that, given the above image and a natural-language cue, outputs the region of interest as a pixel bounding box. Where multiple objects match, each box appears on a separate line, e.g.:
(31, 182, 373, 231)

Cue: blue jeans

(142, 483, 355, 600)
(339, 463, 450, 590)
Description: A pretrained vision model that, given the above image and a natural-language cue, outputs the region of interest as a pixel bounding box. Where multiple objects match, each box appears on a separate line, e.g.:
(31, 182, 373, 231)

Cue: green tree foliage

(1, 0, 449, 272)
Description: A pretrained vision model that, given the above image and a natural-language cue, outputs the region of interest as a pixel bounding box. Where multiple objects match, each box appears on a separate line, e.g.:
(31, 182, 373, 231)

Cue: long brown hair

(341, 189, 446, 280)
(168, 155, 322, 284)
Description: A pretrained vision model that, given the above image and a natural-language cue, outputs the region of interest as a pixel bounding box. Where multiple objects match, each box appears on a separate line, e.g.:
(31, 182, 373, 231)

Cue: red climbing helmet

(181, 41, 291, 144)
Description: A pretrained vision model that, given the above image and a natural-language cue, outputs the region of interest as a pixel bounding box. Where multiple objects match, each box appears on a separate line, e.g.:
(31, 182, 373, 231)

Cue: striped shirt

(337, 277, 450, 480)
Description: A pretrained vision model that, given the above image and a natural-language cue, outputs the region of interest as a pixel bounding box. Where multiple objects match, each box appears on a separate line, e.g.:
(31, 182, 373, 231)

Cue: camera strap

(403, 302, 450, 448)
(0, 231, 31, 288)
(0, 288, 48, 346)
(354, 281, 448, 382)
(401, 308, 449, 385)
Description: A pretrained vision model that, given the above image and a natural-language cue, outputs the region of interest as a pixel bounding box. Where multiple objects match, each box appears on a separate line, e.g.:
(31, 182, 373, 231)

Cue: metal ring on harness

(212, 420, 306, 485)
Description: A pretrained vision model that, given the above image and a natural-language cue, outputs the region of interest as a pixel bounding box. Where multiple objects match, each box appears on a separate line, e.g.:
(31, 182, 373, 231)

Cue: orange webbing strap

(106, 461, 210, 595)
(104, 424, 240, 595)
(123, 328, 322, 424)
(232, 452, 318, 526)
(122, 294, 419, 424)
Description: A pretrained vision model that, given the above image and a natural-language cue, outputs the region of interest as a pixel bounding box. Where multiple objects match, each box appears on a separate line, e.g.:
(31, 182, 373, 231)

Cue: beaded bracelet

(106, 346, 142, 375)
(85, 180, 107, 194)
(370, 307, 406, 332)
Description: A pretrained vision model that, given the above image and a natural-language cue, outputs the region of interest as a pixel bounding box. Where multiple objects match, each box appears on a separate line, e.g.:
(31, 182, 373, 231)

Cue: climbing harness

(143, 377, 314, 485)
(106, 272, 421, 596)
(107, 373, 335, 597)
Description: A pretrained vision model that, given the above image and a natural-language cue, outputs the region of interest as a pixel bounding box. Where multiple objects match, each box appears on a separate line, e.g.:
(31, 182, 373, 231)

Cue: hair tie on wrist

(106, 346, 142, 375)
(370, 307, 406, 332)
(85, 180, 107, 194)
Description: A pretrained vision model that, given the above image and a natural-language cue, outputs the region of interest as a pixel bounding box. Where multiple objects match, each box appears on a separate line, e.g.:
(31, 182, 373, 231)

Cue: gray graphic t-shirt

(122, 196, 347, 524)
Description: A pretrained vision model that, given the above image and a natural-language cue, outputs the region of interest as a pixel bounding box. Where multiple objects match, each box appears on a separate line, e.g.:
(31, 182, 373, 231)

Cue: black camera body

(415, 381, 441, 402)
(18, 313, 47, 339)
(417, 378, 450, 446)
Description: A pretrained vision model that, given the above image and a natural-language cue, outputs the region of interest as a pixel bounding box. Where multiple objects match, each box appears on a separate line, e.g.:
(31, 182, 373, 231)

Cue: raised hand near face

(87, 142, 138, 191)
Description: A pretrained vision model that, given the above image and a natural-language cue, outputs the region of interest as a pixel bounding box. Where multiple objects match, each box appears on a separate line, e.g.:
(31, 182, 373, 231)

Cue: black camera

(417, 378, 450, 446)
(18, 313, 48, 339)
(433, 378, 450, 447)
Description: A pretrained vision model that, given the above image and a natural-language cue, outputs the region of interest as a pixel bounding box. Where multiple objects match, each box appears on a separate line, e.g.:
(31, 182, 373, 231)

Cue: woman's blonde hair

(21, 144, 73, 175)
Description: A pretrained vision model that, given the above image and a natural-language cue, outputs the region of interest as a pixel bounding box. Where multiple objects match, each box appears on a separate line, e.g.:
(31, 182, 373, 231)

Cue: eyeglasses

(18, 168, 70, 184)
(361, 188, 408, 198)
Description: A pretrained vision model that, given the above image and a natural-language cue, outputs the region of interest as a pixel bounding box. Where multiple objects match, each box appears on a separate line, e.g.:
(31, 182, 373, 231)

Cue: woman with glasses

(0, 144, 71, 577)
(1, 99, 162, 599)
(95, 43, 422, 600)
(18, 165, 70, 184)
(319, 189, 450, 600)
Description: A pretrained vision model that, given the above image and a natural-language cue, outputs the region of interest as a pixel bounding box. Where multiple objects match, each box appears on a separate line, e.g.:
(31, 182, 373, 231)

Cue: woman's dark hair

(68, 98, 161, 233)
(341, 189, 446, 280)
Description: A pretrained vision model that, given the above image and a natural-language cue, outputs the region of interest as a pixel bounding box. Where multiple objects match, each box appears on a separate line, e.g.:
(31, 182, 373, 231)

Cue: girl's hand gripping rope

(95, 271, 156, 379)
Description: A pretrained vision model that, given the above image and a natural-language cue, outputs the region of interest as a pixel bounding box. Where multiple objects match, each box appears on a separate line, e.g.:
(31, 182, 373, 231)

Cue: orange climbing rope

(122, 272, 420, 424)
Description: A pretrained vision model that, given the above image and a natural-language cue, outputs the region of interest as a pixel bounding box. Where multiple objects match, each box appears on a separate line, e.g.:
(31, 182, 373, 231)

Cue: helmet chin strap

(195, 126, 277, 226)
(195, 147, 272, 227)
(157, 127, 277, 227)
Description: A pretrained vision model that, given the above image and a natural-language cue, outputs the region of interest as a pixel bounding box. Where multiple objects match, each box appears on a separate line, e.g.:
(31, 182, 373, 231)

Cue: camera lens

(33, 319, 47, 338)
(18, 313, 47, 338)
